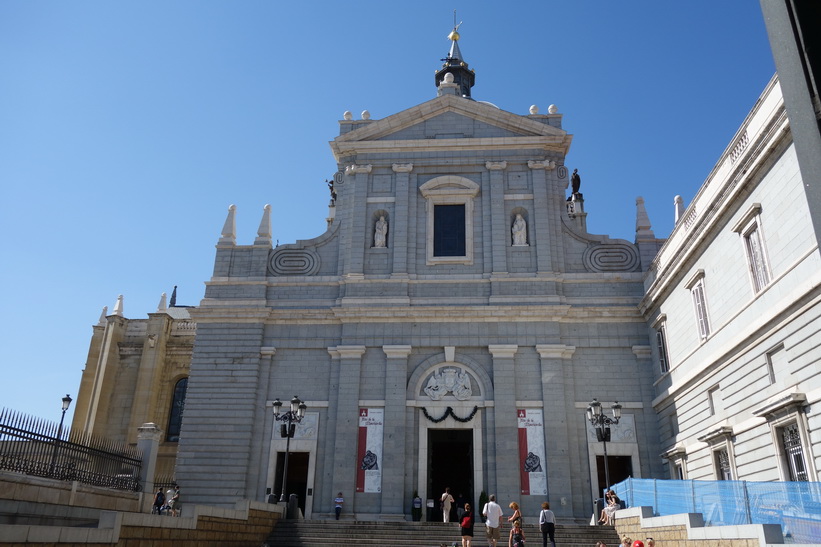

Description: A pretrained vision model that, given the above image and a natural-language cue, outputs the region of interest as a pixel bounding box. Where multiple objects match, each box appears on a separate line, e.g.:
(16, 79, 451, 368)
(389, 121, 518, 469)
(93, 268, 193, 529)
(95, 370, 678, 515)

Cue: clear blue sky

(0, 2, 774, 424)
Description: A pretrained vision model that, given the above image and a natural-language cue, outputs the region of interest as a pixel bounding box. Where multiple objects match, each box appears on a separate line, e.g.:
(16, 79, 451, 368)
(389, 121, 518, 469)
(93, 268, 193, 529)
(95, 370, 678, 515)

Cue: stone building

(170, 28, 663, 521)
(71, 291, 194, 480)
(70, 3, 821, 523)
(649, 2, 821, 484)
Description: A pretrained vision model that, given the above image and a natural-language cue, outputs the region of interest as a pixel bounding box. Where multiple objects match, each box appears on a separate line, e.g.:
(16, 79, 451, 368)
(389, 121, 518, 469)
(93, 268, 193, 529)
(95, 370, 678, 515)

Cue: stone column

(486, 162, 508, 275)
(536, 344, 576, 518)
(251, 347, 276, 501)
(528, 161, 556, 273)
(343, 164, 372, 277)
(328, 345, 366, 516)
(382, 345, 412, 517)
(391, 164, 413, 276)
(488, 344, 518, 503)
(137, 423, 162, 513)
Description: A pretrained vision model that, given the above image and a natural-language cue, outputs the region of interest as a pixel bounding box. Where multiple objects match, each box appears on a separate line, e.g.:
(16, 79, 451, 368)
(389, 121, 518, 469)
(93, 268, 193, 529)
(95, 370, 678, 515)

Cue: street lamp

(272, 395, 307, 503)
(586, 398, 622, 492)
(50, 394, 73, 476)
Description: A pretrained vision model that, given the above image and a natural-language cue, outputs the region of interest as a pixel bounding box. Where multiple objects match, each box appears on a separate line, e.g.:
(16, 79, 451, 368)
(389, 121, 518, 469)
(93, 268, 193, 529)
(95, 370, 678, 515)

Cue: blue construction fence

(611, 478, 821, 544)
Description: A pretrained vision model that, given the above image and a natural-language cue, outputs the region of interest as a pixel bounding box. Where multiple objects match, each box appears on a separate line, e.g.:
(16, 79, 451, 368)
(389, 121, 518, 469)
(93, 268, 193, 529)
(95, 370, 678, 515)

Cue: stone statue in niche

(424, 367, 472, 401)
(373, 215, 388, 248)
(512, 214, 527, 246)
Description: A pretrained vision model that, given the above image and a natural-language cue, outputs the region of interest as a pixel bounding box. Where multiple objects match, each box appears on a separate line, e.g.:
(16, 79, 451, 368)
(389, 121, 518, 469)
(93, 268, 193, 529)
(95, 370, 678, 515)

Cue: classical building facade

(71, 5, 821, 523)
(71, 292, 194, 480)
(169, 30, 663, 521)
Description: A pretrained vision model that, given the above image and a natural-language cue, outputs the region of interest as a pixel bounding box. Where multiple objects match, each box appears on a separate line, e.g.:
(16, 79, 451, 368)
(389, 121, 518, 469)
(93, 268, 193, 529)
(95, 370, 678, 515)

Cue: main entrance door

(595, 455, 633, 495)
(274, 452, 309, 515)
(428, 429, 473, 521)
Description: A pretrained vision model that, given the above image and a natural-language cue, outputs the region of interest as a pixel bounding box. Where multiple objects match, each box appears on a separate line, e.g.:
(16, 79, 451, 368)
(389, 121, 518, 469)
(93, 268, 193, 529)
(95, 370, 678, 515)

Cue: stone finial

(529, 105, 539, 115)
(635, 196, 655, 239)
(97, 306, 108, 326)
(219, 204, 237, 245)
(255, 204, 272, 245)
(343, 111, 353, 120)
(674, 195, 685, 224)
(157, 293, 167, 312)
(113, 295, 124, 317)
(548, 104, 558, 114)
(361, 110, 371, 120)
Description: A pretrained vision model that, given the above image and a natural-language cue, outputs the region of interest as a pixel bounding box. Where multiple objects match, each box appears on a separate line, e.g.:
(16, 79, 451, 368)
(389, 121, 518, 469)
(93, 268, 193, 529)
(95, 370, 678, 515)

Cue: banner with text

(356, 408, 384, 493)
(518, 408, 547, 496)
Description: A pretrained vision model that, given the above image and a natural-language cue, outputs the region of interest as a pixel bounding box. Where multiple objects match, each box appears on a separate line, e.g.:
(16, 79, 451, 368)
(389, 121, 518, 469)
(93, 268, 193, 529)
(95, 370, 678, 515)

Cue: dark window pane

(166, 378, 188, 442)
(434, 204, 465, 257)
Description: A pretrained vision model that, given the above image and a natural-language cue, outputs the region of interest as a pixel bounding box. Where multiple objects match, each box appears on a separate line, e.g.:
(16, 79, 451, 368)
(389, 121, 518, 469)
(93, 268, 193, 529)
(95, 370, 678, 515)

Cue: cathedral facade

(171, 31, 663, 521)
(71, 6, 821, 523)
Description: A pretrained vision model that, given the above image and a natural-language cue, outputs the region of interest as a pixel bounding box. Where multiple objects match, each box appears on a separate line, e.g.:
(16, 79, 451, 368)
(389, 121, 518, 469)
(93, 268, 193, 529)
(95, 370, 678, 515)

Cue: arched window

(166, 378, 188, 442)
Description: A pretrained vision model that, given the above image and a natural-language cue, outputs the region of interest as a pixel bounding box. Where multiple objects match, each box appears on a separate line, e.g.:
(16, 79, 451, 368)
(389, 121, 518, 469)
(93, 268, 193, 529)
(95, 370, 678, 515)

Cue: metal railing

(612, 477, 821, 544)
(0, 408, 142, 491)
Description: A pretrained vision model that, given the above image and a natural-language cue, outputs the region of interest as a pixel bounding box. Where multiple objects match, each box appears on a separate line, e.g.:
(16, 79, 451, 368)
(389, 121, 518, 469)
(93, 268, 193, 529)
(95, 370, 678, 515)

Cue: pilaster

(486, 161, 508, 274)
(382, 345, 412, 516)
(528, 161, 556, 273)
(328, 345, 366, 511)
(536, 344, 577, 517)
(488, 344, 518, 503)
(391, 164, 413, 276)
(343, 164, 372, 276)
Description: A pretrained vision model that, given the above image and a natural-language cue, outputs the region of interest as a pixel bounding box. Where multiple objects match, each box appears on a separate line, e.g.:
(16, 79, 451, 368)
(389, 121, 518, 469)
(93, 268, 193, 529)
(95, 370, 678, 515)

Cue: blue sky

(0, 2, 774, 424)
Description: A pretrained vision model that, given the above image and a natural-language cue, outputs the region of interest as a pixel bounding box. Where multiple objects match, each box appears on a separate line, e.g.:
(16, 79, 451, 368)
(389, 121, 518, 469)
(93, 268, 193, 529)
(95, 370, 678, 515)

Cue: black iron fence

(0, 408, 142, 491)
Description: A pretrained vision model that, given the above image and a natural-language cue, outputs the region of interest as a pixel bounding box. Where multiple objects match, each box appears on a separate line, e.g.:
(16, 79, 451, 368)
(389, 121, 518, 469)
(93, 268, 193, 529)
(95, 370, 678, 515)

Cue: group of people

(596, 490, 621, 526)
(596, 536, 654, 547)
(442, 489, 556, 547)
(152, 484, 180, 516)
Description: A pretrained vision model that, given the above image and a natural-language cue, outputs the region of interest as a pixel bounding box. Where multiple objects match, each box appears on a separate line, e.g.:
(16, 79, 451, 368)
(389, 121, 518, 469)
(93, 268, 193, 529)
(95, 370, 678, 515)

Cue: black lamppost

(586, 398, 622, 492)
(50, 394, 72, 475)
(272, 395, 307, 502)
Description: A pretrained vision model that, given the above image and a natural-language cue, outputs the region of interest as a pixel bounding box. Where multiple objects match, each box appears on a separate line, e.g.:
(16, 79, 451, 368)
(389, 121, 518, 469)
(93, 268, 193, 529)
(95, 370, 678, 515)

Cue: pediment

(332, 94, 568, 146)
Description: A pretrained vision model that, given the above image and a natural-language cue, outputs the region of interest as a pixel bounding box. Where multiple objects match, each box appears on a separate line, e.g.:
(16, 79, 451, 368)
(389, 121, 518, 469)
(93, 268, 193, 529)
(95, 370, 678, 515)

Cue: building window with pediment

(685, 270, 710, 340)
(753, 393, 816, 482)
(420, 175, 480, 265)
(652, 314, 670, 374)
(732, 203, 771, 293)
(715, 448, 733, 480)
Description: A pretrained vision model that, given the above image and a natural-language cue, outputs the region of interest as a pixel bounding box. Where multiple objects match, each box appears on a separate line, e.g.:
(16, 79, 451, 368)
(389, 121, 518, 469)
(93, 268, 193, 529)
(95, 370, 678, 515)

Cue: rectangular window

(433, 204, 466, 257)
(744, 224, 770, 292)
(715, 449, 733, 480)
(656, 322, 670, 373)
(691, 280, 710, 339)
(780, 423, 809, 481)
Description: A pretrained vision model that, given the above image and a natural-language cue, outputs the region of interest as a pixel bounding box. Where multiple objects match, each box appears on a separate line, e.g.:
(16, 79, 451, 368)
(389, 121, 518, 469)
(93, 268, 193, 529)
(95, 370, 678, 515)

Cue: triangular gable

(334, 94, 567, 144)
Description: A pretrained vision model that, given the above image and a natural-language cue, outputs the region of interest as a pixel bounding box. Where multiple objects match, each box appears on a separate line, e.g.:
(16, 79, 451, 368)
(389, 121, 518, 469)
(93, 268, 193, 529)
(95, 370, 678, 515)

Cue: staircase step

(266, 520, 621, 547)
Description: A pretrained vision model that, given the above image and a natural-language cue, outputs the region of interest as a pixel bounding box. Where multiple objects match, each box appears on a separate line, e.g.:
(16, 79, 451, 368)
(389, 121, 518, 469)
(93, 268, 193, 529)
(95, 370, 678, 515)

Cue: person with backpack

(152, 487, 165, 514)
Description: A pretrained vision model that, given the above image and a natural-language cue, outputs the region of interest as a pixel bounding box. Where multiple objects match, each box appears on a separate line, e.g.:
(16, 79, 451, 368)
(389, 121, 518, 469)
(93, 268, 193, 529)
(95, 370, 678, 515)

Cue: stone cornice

(697, 425, 734, 444)
(535, 344, 576, 359)
(260, 346, 277, 357)
(485, 161, 508, 171)
(392, 163, 413, 173)
(488, 344, 518, 358)
(333, 136, 571, 159)
(328, 345, 367, 359)
(752, 392, 807, 418)
(661, 445, 687, 460)
(345, 164, 372, 175)
(527, 160, 557, 170)
(632, 345, 653, 359)
(382, 345, 412, 359)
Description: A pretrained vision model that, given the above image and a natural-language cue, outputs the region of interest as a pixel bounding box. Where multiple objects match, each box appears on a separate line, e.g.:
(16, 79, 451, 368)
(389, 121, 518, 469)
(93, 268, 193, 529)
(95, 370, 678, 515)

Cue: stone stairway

(266, 519, 620, 547)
